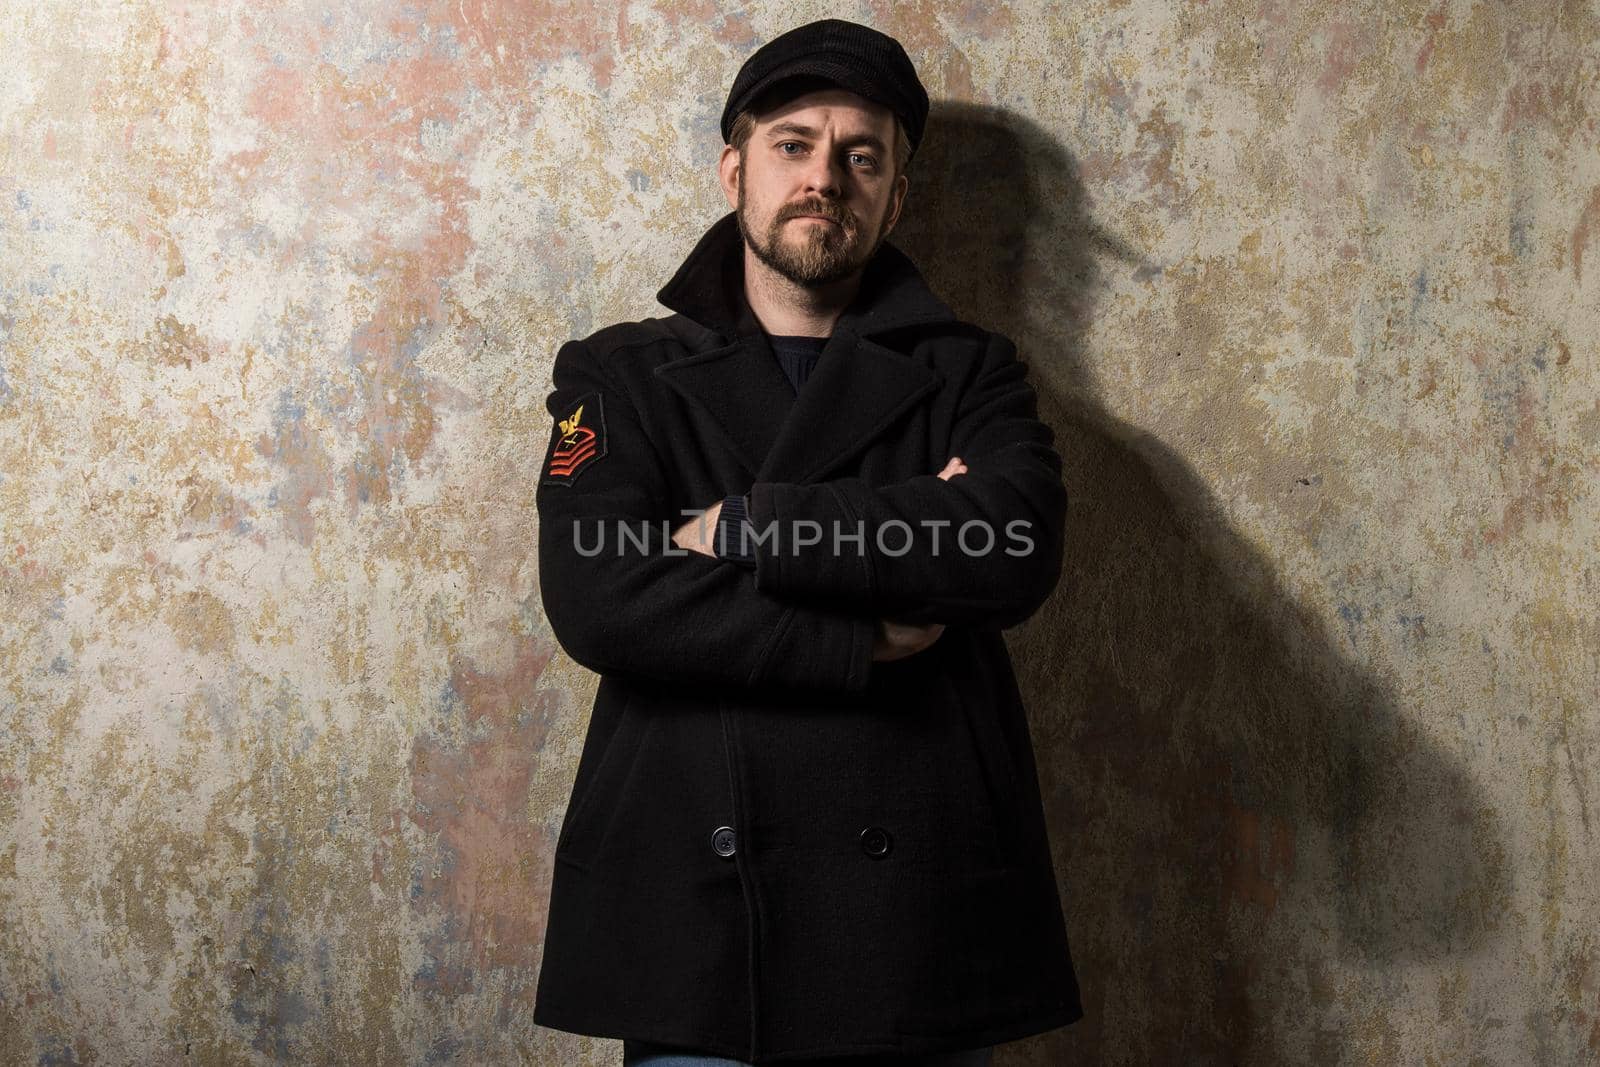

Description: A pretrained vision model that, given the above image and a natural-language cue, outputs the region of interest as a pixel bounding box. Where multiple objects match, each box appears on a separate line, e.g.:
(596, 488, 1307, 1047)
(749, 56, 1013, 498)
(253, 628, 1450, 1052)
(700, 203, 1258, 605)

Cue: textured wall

(1, 2, 1596, 1064)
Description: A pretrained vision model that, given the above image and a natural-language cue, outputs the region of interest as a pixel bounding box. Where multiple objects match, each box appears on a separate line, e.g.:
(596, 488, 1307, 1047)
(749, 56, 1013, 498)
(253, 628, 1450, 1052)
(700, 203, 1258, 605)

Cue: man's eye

(849, 153, 876, 168)
(778, 142, 802, 155)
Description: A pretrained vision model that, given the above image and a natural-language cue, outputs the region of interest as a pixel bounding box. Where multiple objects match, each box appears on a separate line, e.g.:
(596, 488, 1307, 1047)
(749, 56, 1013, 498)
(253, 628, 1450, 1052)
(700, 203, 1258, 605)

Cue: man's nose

(802, 151, 842, 197)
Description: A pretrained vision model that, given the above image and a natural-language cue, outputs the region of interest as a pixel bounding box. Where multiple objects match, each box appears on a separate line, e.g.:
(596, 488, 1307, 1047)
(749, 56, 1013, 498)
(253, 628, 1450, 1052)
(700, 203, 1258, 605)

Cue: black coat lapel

(652, 332, 798, 479)
(755, 327, 941, 483)
(654, 212, 955, 484)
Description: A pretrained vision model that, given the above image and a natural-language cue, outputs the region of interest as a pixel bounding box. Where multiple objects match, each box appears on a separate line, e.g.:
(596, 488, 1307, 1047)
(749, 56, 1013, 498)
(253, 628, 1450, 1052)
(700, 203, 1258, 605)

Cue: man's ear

(718, 145, 741, 210)
(882, 172, 910, 236)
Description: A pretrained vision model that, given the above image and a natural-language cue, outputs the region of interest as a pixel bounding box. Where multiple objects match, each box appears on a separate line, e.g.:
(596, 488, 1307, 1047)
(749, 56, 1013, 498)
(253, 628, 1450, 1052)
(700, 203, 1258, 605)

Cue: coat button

(711, 825, 737, 858)
(859, 825, 892, 858)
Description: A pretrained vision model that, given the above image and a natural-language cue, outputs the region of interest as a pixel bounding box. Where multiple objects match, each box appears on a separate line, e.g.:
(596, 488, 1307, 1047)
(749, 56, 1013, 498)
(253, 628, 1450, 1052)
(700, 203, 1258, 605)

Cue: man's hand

(936, 456, 966, 480)
(872, 618, 945, 661)
(671, 500, 723, 557)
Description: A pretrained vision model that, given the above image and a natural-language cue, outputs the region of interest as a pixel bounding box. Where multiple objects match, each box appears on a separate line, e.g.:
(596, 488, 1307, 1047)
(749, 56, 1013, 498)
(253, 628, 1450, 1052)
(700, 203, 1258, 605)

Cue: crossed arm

(535, 333, 1066, 692)
(668, 455, 971, 663)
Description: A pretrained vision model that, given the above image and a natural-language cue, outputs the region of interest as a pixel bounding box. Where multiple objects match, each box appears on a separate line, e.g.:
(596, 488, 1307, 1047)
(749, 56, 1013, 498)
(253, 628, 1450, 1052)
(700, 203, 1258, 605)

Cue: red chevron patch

(542, 391, 607, 486)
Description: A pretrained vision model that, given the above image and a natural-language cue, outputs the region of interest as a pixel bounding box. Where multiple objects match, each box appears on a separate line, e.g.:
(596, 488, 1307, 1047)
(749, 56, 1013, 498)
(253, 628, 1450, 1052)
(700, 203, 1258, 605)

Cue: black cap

(720, 19, 929, 158)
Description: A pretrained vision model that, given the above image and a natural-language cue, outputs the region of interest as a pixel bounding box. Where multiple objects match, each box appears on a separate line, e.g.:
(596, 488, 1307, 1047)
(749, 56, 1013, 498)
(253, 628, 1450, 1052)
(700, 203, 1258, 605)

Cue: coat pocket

(555, 691, 651, 868)
(938, 668, 1024, 869)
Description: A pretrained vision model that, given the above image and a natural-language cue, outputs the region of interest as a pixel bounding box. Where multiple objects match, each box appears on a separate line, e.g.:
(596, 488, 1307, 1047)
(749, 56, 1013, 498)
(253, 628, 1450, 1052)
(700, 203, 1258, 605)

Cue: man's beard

(736, 168, 890, 288)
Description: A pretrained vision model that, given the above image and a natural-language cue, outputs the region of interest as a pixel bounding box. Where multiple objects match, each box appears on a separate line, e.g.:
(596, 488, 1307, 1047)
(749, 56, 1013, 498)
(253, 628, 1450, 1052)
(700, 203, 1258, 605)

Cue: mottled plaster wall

(0, 2, 1595, 1064)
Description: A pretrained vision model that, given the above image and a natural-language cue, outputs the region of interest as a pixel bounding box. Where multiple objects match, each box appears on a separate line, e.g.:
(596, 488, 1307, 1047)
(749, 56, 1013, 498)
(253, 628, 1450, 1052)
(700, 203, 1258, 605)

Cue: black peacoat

(530, 211, 1083, 1062)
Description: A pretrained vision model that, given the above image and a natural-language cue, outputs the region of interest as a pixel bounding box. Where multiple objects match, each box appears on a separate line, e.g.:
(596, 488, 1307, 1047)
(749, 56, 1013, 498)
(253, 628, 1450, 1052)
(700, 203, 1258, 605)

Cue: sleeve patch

(541, 391, 608, 487)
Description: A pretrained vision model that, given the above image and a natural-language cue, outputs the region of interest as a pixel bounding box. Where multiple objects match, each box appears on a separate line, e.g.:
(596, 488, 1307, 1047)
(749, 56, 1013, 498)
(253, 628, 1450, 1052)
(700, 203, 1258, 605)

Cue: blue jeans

(621, 1039, 995, 1067)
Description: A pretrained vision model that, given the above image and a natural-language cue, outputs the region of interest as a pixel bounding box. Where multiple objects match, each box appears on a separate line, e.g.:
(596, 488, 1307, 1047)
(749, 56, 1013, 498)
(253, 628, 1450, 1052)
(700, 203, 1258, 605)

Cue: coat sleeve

(536, 338, 876, 692)
(743, 332, 1067, 631)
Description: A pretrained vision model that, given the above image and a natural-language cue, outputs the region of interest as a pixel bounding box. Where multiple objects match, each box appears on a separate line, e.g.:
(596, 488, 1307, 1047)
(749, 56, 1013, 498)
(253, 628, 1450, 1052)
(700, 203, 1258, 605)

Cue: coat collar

(653, 212, 956, 484)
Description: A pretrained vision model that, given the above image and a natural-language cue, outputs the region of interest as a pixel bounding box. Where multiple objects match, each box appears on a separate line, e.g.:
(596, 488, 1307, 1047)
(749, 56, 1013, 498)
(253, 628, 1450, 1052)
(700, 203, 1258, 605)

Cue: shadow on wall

(892, 102, 1511, 1065)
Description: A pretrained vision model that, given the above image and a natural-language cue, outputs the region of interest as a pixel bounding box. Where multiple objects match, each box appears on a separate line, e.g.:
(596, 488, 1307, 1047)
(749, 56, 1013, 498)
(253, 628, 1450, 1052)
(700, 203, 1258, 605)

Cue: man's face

(719, 88, 909, 289)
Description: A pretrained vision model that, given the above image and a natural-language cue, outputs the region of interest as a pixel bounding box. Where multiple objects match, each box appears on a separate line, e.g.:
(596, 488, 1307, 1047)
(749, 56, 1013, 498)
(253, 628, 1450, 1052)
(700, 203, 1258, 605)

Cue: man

(531, 18, 1083, 1066)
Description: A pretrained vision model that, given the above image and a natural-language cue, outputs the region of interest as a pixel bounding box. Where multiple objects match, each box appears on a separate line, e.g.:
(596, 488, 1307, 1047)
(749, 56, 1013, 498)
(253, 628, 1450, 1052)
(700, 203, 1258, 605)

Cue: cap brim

(739, 59, 895, 120)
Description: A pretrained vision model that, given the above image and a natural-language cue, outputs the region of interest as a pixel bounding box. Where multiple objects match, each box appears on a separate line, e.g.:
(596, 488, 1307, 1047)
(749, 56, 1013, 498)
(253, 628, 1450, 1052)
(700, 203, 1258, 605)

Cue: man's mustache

(774, 200, 856, 233)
